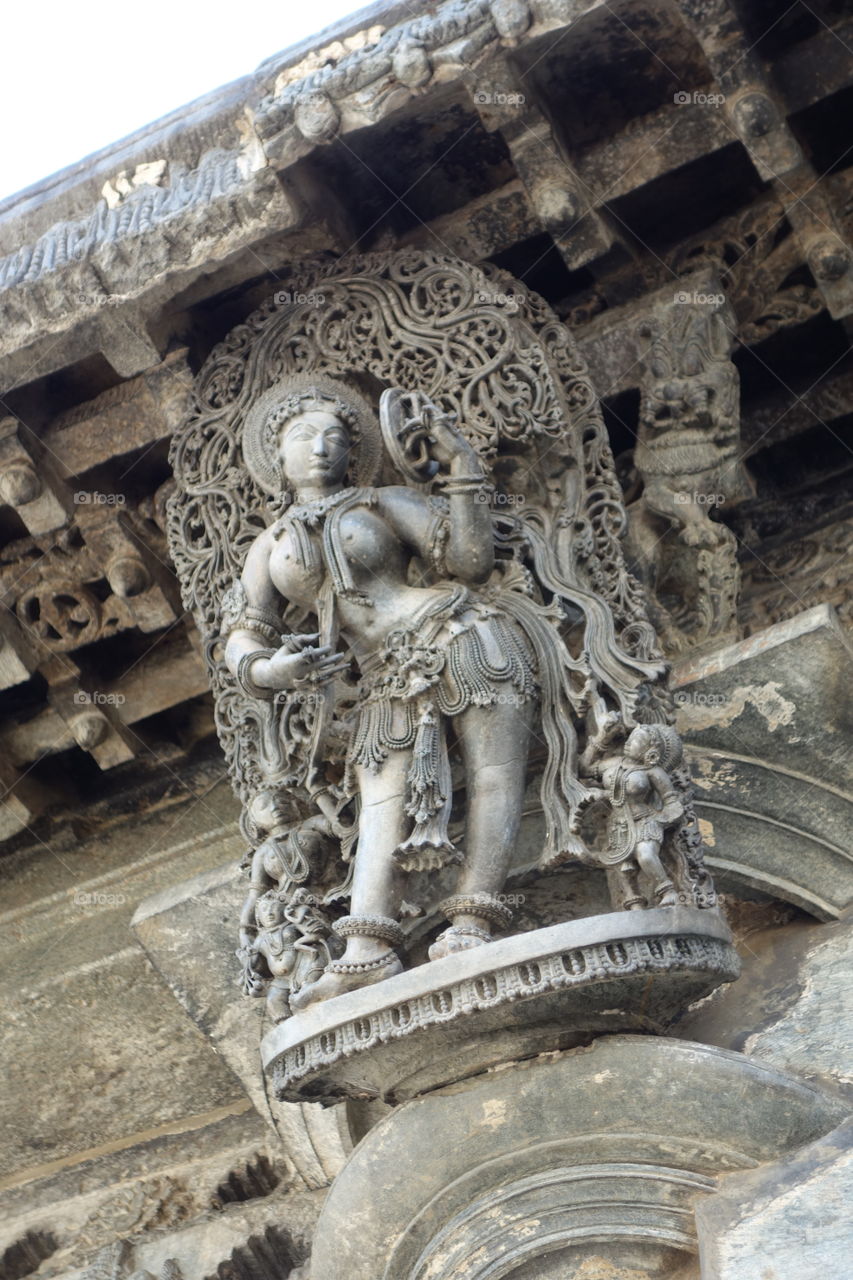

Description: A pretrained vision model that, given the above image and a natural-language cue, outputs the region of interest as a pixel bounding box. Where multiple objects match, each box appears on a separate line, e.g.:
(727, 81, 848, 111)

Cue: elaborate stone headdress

(242, 373, 383, 495)
(643, 724, 684, 771)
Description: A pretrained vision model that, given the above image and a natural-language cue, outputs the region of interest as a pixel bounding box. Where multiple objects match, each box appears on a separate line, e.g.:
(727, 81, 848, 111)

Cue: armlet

(221, 579, 283, 645)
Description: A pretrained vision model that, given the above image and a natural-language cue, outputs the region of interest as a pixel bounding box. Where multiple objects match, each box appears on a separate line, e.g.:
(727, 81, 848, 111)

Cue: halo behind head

(242, 373, 382, 494)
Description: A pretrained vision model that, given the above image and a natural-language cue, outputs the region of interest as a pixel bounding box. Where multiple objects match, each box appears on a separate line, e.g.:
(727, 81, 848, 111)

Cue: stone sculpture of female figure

(584, 724, 685, 909)
(223, 374, 662, 1009)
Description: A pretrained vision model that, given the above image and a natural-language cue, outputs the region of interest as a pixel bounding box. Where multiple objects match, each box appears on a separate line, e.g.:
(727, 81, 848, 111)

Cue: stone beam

(39, 654, 137, 770)
(676, 0, 853, 318)
(0, 417, 71, 535)
(0, 633, 209, 773)
(400, 180, 541, 260)
(467, 57, 620, 272)
(43, 348, 192, 479)
(0, 152, 302, 389)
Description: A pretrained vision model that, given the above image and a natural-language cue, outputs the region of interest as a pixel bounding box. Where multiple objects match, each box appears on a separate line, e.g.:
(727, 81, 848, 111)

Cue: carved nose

(312, 436, 328, 456)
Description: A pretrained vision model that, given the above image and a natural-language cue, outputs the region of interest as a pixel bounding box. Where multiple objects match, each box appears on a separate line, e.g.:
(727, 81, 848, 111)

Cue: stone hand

(423, 405, 477, 469)
(254, 643, 348, 691)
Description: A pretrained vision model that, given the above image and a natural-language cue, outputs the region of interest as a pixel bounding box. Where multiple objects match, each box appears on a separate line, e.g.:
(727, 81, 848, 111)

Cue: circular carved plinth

(262, 908, 740, 1104)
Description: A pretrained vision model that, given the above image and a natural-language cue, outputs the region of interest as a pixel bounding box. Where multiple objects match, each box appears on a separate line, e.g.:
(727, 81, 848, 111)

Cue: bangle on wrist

(236, 649, 277, 701)
(441, 474, 491, 495)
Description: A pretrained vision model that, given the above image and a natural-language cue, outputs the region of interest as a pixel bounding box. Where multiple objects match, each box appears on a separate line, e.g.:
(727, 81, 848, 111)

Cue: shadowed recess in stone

(204, 1224, 305, 1280)
(210, 1153, 280, 1208)
(0, 1231, 58, 1280)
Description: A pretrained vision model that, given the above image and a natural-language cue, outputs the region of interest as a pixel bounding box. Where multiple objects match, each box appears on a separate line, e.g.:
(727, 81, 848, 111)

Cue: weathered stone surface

(0, 1109, 274, 1275)
(0, 154, 302, 384)
(0, 785, 244, 1183)
(43, 348, 192, 475)
(672, 605, 853, 919)
(676, 918, 853, 1100)
(696, 1121, 853, 1280)
(46, 1186, 323, 1280)
(309, 1036, 846, 1280)
(132, 863, 353, 1189)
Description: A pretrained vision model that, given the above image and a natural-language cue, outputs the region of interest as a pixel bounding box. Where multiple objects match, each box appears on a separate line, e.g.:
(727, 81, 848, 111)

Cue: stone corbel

(39, 654, 136, 769)
(0, 754, 53, 842)
(675, 0, 802, 179)
(675, 0, 853, 320)
(489, 0, 531, 43)
(0, 416, 72, 535)
(0, 606, 39, 690)
(466, 61, 618, 271)
(784, 189, 853, 321)
(75, 506, 180, 635)
(96, 306, 164, 378)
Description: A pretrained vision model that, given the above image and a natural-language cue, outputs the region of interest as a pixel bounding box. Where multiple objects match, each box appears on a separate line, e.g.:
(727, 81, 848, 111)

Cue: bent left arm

(649, 766, 684, 826)
(379, 482, 494, 586)
(441, 448, 495, 583)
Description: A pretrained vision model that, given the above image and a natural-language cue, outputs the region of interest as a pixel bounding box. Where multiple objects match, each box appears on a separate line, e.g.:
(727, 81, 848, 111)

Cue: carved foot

(266, 982, 293, 1023)
(290, 950, 403, 1010)
(428, 924, 492, 961)
(654, 881, 679, 908)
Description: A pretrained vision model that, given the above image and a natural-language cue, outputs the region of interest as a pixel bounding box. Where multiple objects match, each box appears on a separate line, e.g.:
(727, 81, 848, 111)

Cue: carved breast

(336, 508, 406, 579)
(268, 528, 325, 606)
(624, 769, 652, 800)
(268, 508, 407, 607)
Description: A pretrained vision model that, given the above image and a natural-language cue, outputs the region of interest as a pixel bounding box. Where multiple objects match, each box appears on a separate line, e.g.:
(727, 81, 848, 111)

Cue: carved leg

(290, 753, 409, 1009)
(266, 978, 293, 1024)
(644, 479, 720, 549)
(635, 840, 678, 907)
(430, 698, 532, 960)
(617, 860, 646, 911)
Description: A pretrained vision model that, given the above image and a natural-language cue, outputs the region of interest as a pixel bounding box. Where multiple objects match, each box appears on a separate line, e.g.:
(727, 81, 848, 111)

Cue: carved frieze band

(270, 931, 739, 1096)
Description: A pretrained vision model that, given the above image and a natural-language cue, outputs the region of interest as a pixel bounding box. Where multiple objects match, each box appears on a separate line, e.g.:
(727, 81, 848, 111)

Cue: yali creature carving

(167, 251, 721, 1019)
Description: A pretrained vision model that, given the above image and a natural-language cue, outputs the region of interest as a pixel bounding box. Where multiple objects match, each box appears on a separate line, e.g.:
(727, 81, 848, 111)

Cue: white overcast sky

(1, 0, 370, 201)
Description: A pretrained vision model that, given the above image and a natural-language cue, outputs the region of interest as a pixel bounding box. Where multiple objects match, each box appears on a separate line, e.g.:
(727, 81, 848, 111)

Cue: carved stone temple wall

(0, 3, 851, 1279)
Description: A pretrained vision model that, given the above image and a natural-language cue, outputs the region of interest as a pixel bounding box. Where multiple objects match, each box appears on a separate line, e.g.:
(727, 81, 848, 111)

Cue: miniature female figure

(586, 724, 684, 908)
(238, 890, 333, 1022)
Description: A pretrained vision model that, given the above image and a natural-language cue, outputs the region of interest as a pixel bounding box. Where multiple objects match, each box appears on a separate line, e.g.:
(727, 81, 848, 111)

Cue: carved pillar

(626, 273, 751, 655)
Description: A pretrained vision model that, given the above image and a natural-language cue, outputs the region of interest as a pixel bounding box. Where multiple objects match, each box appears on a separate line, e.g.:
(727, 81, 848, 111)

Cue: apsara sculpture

(168, 250, 720, 1022)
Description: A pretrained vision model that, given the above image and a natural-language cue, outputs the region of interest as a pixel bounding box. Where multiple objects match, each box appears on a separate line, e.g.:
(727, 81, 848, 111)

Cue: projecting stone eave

(0, 4, 466, 386)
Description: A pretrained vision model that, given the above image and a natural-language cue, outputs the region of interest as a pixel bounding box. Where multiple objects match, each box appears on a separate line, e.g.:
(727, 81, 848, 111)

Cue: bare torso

(266, 496, 448, 657)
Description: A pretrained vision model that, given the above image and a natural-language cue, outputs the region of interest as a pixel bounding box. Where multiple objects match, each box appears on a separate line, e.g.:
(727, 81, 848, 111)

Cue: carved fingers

(252, 644, 348, 691)
(291, 644, 350, 687)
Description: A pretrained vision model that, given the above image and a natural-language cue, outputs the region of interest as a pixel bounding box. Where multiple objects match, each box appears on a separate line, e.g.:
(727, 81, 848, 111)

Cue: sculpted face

(625, 726, 653, 762)
(277, 408, 350, 491)
(256, 894, 284, 929)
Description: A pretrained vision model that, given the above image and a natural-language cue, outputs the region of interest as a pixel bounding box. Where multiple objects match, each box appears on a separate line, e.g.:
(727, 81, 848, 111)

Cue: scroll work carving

(167, 250, 720, 1019)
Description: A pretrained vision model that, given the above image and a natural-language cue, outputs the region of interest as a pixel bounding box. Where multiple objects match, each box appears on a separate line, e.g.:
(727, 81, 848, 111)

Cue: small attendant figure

(586, 724, 684, 909)
(238, 889, 335, 1022)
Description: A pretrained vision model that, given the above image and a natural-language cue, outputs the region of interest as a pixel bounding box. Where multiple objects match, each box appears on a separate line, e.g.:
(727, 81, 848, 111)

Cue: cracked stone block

(676, 917, 853, 1100)
(696, 1120, 853, 1280)
(672, 604, 853, 919)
